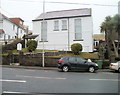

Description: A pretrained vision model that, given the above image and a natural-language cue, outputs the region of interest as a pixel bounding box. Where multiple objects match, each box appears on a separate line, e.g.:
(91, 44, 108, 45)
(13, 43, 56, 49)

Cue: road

(1, 67, 120, 95)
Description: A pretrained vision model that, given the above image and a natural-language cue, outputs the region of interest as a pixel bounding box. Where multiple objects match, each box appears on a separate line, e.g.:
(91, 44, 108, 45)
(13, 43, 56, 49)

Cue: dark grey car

(58, 57, 99, 72)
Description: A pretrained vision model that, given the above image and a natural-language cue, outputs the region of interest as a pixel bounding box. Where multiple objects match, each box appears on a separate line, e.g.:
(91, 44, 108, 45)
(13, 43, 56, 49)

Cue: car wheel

(88, 66, 95, 73)
(118, 68, 120, 73)
(62, 66, 69, 72)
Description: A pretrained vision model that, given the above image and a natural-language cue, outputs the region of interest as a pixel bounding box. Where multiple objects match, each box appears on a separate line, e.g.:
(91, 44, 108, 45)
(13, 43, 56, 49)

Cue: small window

(20, 21, 22, 25)
(54, 20, 59, 31)
(62, 20, 67, 30)
(0, 33, 4, 38)
(8, 35, 10, 40)
(13, 25, 15, 30)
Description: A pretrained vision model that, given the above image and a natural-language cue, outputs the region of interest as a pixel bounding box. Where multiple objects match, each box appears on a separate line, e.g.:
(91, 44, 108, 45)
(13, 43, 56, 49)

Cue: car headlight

(95, 64, 98, 66)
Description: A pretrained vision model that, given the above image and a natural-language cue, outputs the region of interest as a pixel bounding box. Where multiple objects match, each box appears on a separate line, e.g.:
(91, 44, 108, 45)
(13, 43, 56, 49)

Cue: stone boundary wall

(2, 51, 68, 67)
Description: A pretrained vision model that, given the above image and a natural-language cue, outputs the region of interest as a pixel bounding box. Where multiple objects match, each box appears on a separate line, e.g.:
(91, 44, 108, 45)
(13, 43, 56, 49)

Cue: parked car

(58, 57, 99, 73)
(109, 61, 120, 73)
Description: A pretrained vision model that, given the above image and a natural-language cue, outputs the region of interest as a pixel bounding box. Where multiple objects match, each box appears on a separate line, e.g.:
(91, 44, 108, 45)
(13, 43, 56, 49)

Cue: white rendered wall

(33, 16, 93, 52)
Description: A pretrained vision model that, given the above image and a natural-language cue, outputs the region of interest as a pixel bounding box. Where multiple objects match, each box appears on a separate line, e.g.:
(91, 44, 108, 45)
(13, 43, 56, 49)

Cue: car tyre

(88, 66, 95, 73)
(118, 68, 120, 73)
(62, 66, 69, 72)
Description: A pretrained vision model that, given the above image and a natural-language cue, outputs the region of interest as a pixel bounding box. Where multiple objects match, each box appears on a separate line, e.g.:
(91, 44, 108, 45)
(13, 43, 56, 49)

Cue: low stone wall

(2, 52, 62, 67)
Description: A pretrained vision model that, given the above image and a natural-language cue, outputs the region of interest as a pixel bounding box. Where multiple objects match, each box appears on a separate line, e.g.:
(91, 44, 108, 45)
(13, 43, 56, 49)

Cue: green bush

(26, 40, 37, 52)
(71, 43, 83, 55)
(2, 39, 24, 53)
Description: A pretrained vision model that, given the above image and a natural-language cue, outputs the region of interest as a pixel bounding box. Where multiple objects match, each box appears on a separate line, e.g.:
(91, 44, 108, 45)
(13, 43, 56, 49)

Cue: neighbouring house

(93, 34, 105, 50)
(0, 13, 26, 45)
(32, 8, 94, 52)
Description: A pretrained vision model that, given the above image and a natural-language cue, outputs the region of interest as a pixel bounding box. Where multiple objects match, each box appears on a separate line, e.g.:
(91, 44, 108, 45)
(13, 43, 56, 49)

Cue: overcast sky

(0, 0, 119, 34)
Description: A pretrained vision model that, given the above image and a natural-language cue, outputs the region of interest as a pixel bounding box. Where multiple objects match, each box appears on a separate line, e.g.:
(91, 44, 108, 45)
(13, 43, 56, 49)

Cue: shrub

(71, 43, 83, 55)
(2, 39, 24, 53)
(26, 40, 37, 52)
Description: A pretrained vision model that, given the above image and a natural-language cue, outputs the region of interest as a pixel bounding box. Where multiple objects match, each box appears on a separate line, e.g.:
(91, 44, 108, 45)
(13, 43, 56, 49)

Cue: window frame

(41, 21, 47, 41)
(74, 19, 82, 41)
(62, 20, 67, 30)
(54, 20, 59, 31)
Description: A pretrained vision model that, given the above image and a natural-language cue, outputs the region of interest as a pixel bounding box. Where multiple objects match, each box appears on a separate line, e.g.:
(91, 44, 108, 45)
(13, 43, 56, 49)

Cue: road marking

(0, 79, 26, 83)
(3, 91, 29, 94)
(89, 79, 120, 81)
(16, 75, 66, 80)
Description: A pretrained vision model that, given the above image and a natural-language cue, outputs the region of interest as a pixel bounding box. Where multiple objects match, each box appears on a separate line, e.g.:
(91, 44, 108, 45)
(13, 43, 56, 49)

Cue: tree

(71, 43, 82, 55)
(26, 40, 37, 52)
(100, 14, 120, 61)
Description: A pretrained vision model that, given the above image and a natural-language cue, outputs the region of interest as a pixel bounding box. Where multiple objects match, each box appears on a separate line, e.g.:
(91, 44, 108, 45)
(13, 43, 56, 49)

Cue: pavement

(0, 65, 57, 70)
(0, 65, 112, 72)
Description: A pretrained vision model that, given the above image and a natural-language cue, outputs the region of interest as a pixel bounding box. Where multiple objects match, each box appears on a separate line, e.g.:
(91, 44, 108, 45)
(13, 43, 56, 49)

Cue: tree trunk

(106, 31, 111, 60)
(112, 41, 119, 57)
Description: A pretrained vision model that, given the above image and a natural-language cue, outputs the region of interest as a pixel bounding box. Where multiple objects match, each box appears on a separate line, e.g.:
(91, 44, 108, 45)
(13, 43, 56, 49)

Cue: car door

(68, 57, 78, 69)
(76, 57, 88, 70)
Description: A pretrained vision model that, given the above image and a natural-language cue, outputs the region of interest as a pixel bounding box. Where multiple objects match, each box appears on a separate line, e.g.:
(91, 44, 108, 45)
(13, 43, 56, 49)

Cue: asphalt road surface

(1, 67, 120, 95)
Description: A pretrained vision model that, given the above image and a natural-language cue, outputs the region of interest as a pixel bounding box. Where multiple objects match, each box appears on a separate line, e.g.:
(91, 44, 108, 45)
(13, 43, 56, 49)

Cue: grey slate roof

(33, 8, 91, 21)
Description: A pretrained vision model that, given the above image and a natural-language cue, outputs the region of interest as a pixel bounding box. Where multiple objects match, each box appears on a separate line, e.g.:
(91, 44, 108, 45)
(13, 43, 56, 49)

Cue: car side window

(76, 58, 86, 63)
(69, 57, 77, 63)
(118, 61, 120, 65)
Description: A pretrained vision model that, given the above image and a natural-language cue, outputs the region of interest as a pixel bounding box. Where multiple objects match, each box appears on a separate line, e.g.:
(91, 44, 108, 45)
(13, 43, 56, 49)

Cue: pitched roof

(23, 34, 39, 39)
(0, 13, 25, 30)
(10, 18, 24, 22)
(33, 8, 91, 21)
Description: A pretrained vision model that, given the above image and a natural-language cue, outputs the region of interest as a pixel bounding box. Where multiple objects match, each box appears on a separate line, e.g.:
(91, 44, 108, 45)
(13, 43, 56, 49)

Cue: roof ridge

(33, 8, 91, 21)
(46, 8, 90, 14)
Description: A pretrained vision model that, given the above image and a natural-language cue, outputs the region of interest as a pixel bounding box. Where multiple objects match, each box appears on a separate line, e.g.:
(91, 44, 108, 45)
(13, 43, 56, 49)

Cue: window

(76, 58, 86, 63)
(62, 20, 67, 30)
(41, 21, 47, 41)
(20, 21, 23, 25)
(16, 27, 19, 37)
(13, 25, 15, 30)
(69, 57, 76, 63)
(4, 34, 6, 41)
(54, 20, 59, 31)
(8, 35, 10, 40)
(74, 19, 82, 40)
(21, 30, 22, 33)
(0, 33, 4, 38)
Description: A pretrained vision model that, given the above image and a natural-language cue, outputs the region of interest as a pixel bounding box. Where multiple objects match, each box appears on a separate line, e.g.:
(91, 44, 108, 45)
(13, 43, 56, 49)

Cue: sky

(0, 0, 119, 34)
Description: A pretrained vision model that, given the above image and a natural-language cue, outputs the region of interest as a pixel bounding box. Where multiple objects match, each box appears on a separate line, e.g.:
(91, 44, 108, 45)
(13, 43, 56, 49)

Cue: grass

(12, 48, 28, 54)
